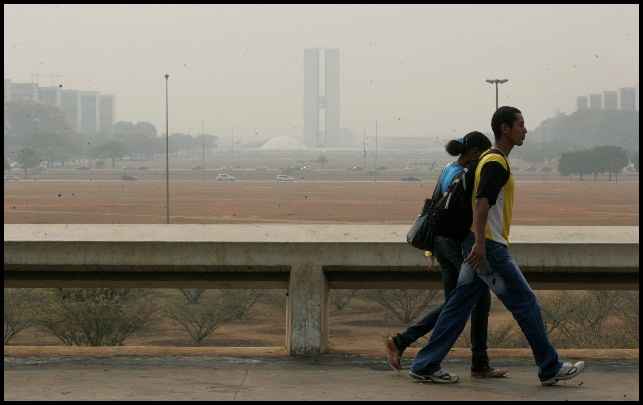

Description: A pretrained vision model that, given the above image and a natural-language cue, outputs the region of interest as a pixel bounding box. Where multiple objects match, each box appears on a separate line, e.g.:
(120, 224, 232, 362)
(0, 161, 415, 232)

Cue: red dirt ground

(3, 179, 638, 225)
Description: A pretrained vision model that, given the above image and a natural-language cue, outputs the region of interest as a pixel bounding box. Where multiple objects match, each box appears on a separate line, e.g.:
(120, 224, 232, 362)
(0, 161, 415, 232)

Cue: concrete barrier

(4, 224, 638, 355)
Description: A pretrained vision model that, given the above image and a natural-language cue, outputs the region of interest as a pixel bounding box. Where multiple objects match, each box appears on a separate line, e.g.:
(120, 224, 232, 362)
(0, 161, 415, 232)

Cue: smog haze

(4, 4, 639, 140)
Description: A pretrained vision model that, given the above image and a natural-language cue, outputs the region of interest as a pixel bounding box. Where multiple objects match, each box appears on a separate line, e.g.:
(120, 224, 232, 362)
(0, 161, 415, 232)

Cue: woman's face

(469, 148, 483, 160)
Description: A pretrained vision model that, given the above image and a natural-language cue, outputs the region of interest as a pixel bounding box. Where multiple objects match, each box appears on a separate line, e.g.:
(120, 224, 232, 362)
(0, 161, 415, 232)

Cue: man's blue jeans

(410, 232, 562, 381)
(394, 236, 492, 369)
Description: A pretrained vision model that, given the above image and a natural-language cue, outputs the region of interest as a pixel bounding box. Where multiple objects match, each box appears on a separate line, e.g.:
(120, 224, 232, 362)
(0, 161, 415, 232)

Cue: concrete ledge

(331, 347, 640, 361)
(4, 346, 638, 361)
(4, 346, 287, 358)
(5, 224, 638, 356)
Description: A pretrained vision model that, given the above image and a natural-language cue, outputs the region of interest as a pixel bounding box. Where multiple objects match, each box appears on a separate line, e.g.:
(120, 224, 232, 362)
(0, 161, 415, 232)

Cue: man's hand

(468, 198, 490, 272)
(465, 242, 486, 271)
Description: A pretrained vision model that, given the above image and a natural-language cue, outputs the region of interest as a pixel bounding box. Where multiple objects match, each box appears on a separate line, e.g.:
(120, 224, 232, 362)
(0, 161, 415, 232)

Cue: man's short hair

(491, 106, 522, 140)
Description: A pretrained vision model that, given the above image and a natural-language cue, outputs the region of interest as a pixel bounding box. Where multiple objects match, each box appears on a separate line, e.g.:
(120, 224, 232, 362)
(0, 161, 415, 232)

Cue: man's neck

(494, 139, 513, 157)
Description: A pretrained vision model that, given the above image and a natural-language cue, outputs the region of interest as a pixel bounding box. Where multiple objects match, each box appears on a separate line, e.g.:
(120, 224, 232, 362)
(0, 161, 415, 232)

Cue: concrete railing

(4, 224, 638, 355)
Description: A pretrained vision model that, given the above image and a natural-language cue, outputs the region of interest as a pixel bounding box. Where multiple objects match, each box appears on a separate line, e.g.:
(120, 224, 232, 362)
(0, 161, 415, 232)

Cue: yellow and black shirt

(472, 149, 514, 246)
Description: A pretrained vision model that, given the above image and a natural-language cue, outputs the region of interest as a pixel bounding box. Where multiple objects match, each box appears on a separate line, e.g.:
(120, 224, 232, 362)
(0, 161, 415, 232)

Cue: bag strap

(430, 176, 442, 202)
(481, 148, 511, 176)
(430, 164, 449, 202)
(442, 167, 469, 208)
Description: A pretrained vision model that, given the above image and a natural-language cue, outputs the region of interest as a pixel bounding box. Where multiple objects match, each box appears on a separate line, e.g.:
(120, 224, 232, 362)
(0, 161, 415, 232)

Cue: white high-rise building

(99, 94, 115, 134)
(619, 87, 636, 111)
(603, 91, 618, 110)
(4, 79, 12, 103)
(61, 89, 82, 132)
(80, 91, 100, 134)
(589, 93, 602, 110)
(9, 82, 39, 102)
(38, 86, 62, 108)
(303, 48, 341, 148)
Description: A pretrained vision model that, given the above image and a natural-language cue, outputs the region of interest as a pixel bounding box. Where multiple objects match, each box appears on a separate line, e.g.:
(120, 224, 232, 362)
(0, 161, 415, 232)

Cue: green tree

(196, 134, 218, 160)
(632, 151, 639, 171)
(598, 145, 628, 182)
(559, 145, 629, 182)
(25, 130, 82, 167)
(558, 150, 590, 180)
(558, 152, 573, 177)
(90, 140, 128, 168)
(16, 148, 40, 177)
(4, 101, 72, 140)
(585, 147, 605, 181)
(4, 101, 83, 164)
(112, 121, 161, 159)
(316, 154, 329, 168)
(169, 133, 196, 154)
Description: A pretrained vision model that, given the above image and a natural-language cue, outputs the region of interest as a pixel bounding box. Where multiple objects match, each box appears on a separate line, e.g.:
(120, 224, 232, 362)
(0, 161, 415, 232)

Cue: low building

(9, 82, 39, 103)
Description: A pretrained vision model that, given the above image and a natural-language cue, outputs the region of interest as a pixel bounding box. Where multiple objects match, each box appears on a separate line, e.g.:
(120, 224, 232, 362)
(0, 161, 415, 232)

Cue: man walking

(408, 106, 585, 386)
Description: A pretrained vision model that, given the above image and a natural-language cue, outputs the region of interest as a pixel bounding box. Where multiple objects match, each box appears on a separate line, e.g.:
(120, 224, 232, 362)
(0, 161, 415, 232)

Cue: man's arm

(465, 197, 490, 270)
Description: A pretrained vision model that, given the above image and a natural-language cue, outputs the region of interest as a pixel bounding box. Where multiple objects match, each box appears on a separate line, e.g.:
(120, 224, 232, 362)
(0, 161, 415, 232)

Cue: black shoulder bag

(406, 171, 444, 251)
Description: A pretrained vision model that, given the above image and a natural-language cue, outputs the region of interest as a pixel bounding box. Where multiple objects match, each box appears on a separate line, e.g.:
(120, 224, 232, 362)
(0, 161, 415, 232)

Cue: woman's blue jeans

(393, 235, 492, 370)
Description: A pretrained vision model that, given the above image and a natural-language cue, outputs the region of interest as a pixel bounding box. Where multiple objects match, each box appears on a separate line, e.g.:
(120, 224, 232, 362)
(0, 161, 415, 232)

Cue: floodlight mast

(485, 78, 509, 110)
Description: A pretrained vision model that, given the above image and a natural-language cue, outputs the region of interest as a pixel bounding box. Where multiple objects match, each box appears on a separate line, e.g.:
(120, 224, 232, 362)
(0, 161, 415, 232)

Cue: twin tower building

(303, 48, 341, 148)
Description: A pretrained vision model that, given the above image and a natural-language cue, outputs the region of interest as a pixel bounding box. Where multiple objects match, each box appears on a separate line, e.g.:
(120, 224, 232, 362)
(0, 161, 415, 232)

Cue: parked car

(121, 174, 138, 181)
(216, 173, 236, 181)
(276, 174, 296, 182)
(400, 176, 421, 182)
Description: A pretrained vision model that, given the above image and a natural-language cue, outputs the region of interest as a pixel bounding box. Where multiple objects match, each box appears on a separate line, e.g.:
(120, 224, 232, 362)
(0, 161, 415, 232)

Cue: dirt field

(3, 178, 638, 225)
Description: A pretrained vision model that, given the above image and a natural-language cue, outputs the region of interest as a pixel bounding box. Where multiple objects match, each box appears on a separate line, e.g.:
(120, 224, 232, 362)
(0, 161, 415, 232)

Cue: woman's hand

(425, 254, 435, 270)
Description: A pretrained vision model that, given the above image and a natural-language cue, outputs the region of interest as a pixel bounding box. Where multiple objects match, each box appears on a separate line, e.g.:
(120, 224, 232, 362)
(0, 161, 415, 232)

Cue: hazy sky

(4, 4, 639, 140)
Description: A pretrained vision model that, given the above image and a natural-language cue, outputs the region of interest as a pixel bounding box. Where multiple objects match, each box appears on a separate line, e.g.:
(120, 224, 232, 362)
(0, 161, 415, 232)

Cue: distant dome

(260, 136, 308, 151)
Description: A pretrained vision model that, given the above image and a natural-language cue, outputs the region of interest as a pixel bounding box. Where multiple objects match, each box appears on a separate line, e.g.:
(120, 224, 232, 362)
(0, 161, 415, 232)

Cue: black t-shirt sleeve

(476, 161, 509, 206)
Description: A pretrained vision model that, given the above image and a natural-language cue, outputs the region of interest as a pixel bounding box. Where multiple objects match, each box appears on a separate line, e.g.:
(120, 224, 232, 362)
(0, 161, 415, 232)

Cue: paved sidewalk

(4, 354, 639, 401)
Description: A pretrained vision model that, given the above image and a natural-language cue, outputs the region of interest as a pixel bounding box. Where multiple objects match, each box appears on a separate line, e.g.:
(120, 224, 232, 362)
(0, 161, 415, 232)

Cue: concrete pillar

(286, 263, 328, 355)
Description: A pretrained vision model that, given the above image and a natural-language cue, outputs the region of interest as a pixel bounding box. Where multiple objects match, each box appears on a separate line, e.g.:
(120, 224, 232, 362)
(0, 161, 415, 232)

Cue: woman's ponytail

(446, 131, 491, 156)
(445, 139, 466, 156)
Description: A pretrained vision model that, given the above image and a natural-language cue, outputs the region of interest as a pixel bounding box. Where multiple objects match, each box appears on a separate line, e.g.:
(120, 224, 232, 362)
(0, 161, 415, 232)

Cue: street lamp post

(164, 74, 170, 224)
(485, 78, 509, 110)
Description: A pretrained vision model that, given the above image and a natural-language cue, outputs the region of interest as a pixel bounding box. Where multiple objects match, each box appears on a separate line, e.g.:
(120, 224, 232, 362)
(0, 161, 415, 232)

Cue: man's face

(503, 113, 527, 146)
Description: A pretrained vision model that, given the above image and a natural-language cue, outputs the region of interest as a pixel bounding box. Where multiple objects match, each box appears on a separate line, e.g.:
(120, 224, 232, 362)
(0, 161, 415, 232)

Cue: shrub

(34, 288, 159, 346)
(4, 289, 46, 344)
(330, 290, 360, 312)
(164, 290, 262, 344)
(364, 289, 441, 324)
(539, 291, 636, 348)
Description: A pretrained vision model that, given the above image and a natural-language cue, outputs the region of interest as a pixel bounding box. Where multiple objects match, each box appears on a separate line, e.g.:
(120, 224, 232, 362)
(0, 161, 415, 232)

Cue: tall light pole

(485, 78, 509, 110)
(374, 120, 379, 182)
(164, 73, 170, 224)
(201, 120, 206, 166)
(362, 128, 367, 169)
